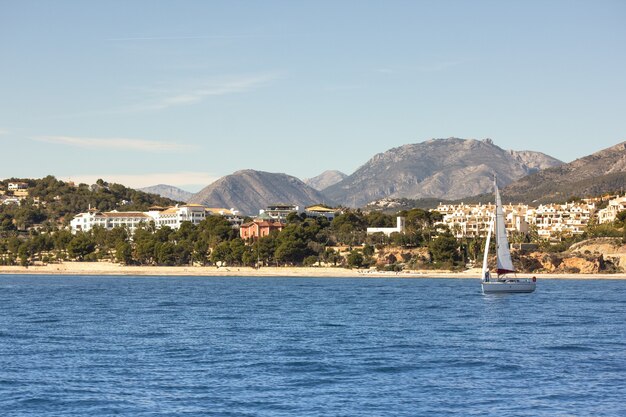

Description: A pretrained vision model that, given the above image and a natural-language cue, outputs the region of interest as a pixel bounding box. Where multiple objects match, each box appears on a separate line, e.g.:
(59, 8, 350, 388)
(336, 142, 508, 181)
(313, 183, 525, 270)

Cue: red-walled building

(239, 221, 284, 240)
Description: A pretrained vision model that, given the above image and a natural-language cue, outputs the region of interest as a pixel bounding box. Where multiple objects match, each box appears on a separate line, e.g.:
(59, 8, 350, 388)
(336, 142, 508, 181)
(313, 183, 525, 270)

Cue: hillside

(323, 138, 562, 207)
(139, 184, 193, 202)
(0, 176, 178, 229)
(500, 141, 626, 203)
(188, 170, 333, 215)
(303, 170, 347, 191)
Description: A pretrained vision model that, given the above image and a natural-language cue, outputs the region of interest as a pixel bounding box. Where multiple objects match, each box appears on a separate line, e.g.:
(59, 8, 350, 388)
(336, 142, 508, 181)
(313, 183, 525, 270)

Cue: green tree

(67, 232, 96, 261)
(115, 241, 133, 264)
(429, 231, 460, 265)
(210, 241, 232, 265)
(347, 250, 364, 268)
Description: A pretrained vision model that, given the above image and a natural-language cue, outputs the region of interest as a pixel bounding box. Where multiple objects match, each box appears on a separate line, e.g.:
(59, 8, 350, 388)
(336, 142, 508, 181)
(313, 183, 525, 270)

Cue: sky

(1, 1, 625, 191)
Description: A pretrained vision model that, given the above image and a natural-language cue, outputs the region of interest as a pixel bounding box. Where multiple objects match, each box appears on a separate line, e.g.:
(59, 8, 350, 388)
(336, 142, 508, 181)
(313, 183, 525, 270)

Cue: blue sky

(1, 1, 624, 191)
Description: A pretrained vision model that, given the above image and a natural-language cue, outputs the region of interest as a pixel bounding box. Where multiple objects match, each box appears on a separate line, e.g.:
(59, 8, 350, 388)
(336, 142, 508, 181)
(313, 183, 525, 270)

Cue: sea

(1, 275, 625, 417)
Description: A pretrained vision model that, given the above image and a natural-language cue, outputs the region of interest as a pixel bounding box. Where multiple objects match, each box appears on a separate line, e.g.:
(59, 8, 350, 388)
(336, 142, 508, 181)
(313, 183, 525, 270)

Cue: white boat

(481, 179, 536, 294)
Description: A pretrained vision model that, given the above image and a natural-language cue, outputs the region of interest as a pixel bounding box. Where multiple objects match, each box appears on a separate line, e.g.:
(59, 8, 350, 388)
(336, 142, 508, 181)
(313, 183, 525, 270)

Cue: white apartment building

(70, 204, 220, 234)
(304, 205, 341, 221)
(70, 210, 150, 234)
(527, 202, 595, 239)
(205, 208, 244, 227)
(259, 204, 300, 222)
(148, 204, 207, 229)
(434, 203, 529, 238)
(597, 195, 626, 224)
(434, 201, 595, 240)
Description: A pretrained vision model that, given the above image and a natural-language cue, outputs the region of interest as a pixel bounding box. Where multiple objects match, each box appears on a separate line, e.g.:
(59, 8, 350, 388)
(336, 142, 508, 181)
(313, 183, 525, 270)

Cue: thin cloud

(130, 73, 279, 112)
(64, 172, 218, 192)
(106, 35, 253, 42)
(375, 61, 463, 75)
(35, 136, 195, 153)
(0, 129, 9, 136)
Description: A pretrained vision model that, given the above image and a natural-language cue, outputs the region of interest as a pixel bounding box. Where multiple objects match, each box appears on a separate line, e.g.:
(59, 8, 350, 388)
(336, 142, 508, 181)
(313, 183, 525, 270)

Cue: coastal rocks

(515, 251, 612, 274)
(375, 247, 430, 268)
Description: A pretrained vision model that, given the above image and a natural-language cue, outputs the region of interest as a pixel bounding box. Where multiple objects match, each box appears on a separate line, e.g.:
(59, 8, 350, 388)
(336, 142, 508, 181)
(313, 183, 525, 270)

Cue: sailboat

(481, 179, 536, 294)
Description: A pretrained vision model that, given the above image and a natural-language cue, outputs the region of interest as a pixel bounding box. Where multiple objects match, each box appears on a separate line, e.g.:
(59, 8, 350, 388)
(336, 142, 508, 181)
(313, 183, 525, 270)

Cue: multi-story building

(70, 204, 235, 234)
(434, 203, 529, 238)
(205, 208, 244, 227)
(239, 221, 284, 240)
(148, 204, 207, 229)
(304, 205, 341, 221)
(259, 204, 299, 222)
(597, 195, 626, 224)
(527, 202, 595, 239)
(70, 209, 150, 233)
(433, 201, 594, 240)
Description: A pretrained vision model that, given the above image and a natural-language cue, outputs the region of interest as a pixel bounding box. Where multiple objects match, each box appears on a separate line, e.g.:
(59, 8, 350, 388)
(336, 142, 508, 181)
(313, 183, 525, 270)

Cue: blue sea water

(0, 276, 625, 417)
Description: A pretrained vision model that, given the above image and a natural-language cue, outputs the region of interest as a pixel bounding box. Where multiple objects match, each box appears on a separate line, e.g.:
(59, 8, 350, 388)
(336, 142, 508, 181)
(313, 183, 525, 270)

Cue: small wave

(494, 363, 523, 371)
(371, 364, 422, 373)
(544, 344, 594, 352)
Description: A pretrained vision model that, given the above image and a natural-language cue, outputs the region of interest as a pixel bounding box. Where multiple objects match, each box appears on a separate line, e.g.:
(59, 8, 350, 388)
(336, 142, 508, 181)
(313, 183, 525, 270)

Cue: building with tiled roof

(240, 220, 284, 240)
(70, 204, 238, 234)
(304, 205, 341, 220)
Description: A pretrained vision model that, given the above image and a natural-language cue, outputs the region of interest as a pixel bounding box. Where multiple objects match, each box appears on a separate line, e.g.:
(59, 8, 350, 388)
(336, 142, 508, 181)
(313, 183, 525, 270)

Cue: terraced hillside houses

(434, 201, 597, 240)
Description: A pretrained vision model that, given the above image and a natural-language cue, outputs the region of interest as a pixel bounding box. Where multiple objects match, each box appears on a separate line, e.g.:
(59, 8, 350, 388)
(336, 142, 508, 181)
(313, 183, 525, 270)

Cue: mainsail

(494, 183, 515, 275)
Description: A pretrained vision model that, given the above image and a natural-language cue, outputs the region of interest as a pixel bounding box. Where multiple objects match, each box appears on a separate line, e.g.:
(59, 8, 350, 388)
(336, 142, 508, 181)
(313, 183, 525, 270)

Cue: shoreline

(1, 262, 625, 279)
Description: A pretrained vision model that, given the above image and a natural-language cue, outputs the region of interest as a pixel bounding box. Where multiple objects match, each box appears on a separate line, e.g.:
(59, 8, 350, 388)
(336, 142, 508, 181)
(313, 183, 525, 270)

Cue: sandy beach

(1, 262, 625, 279)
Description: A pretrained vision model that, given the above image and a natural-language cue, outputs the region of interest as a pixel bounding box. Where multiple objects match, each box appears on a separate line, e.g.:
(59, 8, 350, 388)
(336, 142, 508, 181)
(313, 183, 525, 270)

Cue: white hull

(482, 280, 536, 294)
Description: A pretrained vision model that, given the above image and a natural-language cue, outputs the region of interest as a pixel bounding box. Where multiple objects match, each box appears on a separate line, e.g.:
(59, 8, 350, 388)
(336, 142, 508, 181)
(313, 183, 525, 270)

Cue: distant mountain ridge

(323, 138, 562, 207)
(188, 170, 333, 215)
(138, 184, 193, 202)
(500, 141, 626, 203)
(303, 170, 347, 191)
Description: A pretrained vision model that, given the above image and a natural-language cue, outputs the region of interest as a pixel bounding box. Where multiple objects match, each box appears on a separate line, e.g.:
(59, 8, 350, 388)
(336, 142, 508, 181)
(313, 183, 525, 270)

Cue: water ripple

(0, 275, 625, 416)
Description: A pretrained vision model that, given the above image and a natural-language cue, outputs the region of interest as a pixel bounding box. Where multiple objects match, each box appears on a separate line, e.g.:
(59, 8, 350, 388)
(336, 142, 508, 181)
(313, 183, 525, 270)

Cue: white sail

(494, 183, 515, 275)
(481, 216, 493, 281)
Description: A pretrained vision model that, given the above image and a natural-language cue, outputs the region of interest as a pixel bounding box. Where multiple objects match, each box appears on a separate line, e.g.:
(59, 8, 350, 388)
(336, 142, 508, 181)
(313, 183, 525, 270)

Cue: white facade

(305, 205, 341, 221)
(149, 204, 207, 229)
(70, 210, 150, 233)
(434, 201, 595, 240)
(70, 204, 220, 234)
(259, 204, 300, 222)
(205, 208, 244, 227)
(597, 195, 626, 224)
(434, 203, 529, 238)
(8, 182, 28, 191)
(367, 217, 406, 236)
(527, 202, 595, 239)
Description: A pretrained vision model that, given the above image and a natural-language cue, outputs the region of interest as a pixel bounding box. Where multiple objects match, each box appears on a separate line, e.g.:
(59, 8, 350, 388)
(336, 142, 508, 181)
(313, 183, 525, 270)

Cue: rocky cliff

(323, 138, 562, 207)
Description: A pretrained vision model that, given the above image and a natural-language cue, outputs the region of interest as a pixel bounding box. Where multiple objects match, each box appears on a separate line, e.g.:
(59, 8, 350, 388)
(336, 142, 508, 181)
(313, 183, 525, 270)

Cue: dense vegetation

(0, 176, 179, 231)
(1, 176, 624, 272)
(0, 207, 465, 269)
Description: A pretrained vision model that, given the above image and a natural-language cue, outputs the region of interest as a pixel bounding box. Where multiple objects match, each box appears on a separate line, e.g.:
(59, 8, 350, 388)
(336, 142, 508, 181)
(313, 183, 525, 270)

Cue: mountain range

(187, 170, 332, 215)
(500, 141, 626, 203)
(303, 170, 347, 191)
(138, 184, 194, 203)
(138, 138, 626, 213)
(322, 138, 562, 207)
